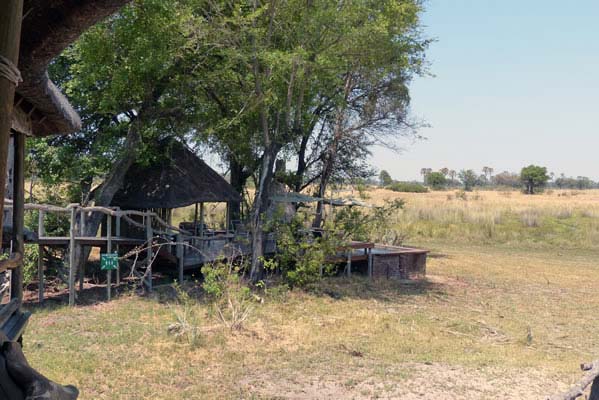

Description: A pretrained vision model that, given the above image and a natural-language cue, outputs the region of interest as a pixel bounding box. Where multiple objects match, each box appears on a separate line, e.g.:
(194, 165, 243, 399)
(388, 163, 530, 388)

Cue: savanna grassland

(24, 189, 599, 399)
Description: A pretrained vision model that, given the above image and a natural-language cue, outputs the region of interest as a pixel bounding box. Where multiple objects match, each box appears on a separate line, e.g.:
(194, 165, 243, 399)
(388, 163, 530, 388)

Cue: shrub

(387, 182, 428, 193)
(273, 215, 340, 288)
(201, 260, 255, 331)
(168, 284, 203, 346)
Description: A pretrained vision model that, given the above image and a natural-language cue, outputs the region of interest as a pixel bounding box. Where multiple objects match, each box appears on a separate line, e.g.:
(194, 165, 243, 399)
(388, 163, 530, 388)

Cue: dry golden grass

(24, 241, 599, 399)
(20, 188, 599, 399)
(350, 188, 599, 250)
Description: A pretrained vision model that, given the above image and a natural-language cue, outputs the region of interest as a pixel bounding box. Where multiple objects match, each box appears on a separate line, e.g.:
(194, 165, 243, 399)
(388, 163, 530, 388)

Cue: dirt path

(243, 363, 568, 399)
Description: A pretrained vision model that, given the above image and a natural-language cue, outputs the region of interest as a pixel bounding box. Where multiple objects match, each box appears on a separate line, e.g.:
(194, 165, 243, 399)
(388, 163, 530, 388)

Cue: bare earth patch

(243, 363, 566, 399)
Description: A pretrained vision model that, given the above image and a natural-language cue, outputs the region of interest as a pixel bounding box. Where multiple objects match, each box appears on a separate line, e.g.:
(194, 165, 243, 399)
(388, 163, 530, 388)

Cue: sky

(370, 0, 599, 182)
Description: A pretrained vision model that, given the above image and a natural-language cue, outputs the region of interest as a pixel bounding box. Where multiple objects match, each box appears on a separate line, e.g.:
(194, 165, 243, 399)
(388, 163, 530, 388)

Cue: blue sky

(371, 0, 599, 181)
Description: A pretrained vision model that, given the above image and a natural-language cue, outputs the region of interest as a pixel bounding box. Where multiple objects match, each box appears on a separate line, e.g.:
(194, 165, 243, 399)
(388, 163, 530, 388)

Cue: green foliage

(426, 171, 447, 190)
(333, 199, 405, 244)
(379, 170, 393, 186)
(458, 169, 479, 191)
(272, 215, 340, 288)
(520, 165, 549, 194)
(201, 260, 254, 331)
(387, 182, 428, 193)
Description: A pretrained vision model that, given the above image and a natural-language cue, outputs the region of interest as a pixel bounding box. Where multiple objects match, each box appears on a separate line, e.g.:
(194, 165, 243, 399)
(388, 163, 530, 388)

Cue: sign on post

(101, 253, 119, 271)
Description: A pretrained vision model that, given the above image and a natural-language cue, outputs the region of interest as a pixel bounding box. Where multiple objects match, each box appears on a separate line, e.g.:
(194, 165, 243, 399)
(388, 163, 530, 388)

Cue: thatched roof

(110, 140, 242, 209)
(15, 0, 131, 136)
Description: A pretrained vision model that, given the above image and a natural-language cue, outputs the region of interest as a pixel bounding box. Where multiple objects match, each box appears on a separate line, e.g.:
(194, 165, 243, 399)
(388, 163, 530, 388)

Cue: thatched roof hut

(111, 139, 241, 210)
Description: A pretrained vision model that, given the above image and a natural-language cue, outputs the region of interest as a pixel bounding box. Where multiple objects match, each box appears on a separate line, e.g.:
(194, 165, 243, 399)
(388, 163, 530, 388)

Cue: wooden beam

(0, 0, 24, 247)
(10, 131, 24, 301)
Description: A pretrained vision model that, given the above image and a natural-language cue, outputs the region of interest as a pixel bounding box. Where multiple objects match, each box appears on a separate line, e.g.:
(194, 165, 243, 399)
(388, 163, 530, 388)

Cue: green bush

(273, 216, 340, 288)
(387, 182, 428, 193)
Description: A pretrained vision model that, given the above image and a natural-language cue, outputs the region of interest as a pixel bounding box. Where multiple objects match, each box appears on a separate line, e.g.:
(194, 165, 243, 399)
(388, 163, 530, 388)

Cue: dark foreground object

(0, 341, 78, 400)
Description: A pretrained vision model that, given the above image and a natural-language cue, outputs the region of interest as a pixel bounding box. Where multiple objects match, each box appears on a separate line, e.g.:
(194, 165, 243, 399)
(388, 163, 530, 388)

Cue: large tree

(520, 165, 549, 194)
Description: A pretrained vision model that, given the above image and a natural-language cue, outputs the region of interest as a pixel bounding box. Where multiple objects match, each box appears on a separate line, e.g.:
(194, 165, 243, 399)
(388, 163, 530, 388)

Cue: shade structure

(16, 0, 131, 136)
(271, 192, 323, 203)
(110, 139, 241, 209)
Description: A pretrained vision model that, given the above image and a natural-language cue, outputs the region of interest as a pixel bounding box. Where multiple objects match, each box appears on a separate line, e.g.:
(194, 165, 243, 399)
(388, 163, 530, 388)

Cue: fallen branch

(547, 359, 599, 400)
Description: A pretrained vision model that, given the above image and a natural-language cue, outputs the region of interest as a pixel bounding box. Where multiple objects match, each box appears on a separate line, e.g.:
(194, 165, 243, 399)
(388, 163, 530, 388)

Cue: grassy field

(23, 189, 599, 399)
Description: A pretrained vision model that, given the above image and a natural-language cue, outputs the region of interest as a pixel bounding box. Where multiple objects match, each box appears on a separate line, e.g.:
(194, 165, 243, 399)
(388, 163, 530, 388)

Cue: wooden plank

(68, 207, 76, 306)
(10, 131, 24, 301)
(0, 0, 24, 247)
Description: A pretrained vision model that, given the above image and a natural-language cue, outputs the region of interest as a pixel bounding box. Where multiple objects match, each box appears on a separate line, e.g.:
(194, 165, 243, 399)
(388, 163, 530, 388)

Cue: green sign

(101, 253, 119, 271)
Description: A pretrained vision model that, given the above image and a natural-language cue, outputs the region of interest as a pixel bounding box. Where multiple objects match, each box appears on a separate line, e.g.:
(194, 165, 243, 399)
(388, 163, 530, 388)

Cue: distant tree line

(379, 165, 598, 194)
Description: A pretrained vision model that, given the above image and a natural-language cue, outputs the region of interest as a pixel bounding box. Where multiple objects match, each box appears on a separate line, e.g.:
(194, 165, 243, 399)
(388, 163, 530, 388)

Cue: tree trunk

(228, 156, 247, 222)
(312, 73, 352, 228)
(249, 142, 279, 281)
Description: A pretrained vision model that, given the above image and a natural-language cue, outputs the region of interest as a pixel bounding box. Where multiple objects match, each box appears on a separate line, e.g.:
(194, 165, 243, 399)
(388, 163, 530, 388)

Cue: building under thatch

(109, 139, 241, 235)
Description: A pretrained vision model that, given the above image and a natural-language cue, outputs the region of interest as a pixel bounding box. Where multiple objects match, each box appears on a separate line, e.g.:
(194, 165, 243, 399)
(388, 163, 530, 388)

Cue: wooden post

(176, 234, 183, 284)
(193, 203, 198, 235)
(199, 202, 205, 237)
(145, 213, 153, 291)
(10, 131, 24, 301)
(367, 248, 373, 279)
(80, 209, 85, 235)
(346, 249, 352, 278)
(0, 0, 24, 247)
(115, 212, 121, 285)
(78, 210, 85, 292)
(68, 207, 76, 306)
(38, 210, 45, 237)
(37, 212, 45, 303)
(225, 202, 230, 232)
(106, 215, 112, 301)
(37, 245, 43, 303)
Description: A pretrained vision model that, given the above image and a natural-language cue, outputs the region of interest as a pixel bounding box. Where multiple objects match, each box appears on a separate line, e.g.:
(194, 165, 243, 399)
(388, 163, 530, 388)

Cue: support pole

(115, 213, 121, 285)
(176, 234, 183, 284)
(106, 215, 112, 301)
(367, 248, 373, 279)
(199, 202, 205, 237)
(37, 245, 43, 303)
(346, 249, 352, 278)
(145, 213, 153, 292)
(68, 207, 76, 306)
(0, 0, 24, 247)
(193, 203, 198, 235)
(38, 210, 45, 302)
(10, 131, 24, 301)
